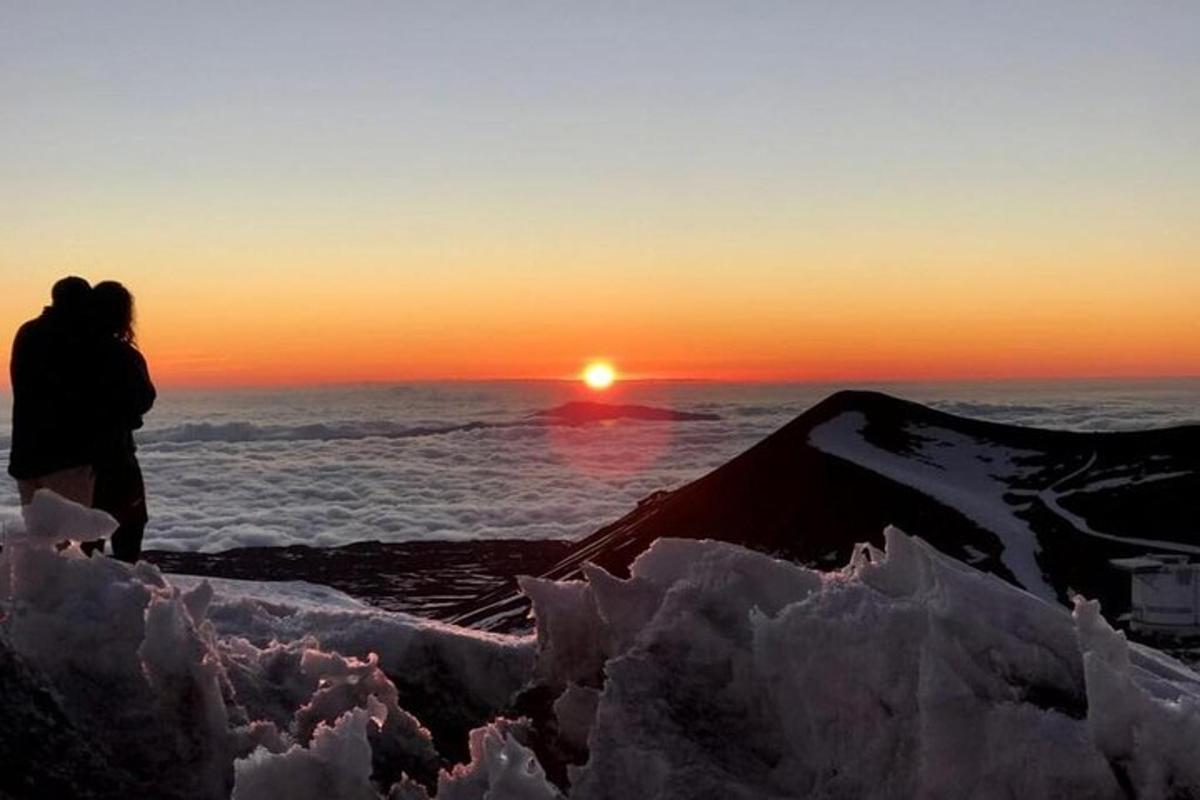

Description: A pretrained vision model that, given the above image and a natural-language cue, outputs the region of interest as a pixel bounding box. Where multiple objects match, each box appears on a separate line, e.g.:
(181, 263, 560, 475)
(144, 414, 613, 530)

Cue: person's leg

(109, 506, 146, 563)
(17, 465, 96, 506)
(16, 479, 37, 505)
(94, 458, 147, 564)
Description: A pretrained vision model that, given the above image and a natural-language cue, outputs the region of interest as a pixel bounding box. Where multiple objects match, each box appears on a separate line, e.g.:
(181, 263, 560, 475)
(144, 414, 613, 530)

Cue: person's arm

(129, 348, 156, 420)
(94, 342, 154, 430)
(10, 322, 34, 391)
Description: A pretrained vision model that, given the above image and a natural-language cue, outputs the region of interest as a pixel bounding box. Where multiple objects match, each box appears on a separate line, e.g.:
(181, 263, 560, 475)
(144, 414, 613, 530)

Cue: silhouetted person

(90, 281, 156, 563)
(8, 276, 98, 505)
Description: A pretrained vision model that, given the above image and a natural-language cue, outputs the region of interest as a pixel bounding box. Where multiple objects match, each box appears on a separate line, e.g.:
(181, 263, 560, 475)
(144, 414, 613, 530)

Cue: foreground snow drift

(0, 492, 535, 800)
(3, 490, 1200, 799)
(525, 534, 1200, 799)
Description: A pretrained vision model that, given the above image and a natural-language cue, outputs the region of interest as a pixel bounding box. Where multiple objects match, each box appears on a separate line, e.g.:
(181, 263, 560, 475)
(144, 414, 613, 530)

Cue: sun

(582, 361, 616, 390)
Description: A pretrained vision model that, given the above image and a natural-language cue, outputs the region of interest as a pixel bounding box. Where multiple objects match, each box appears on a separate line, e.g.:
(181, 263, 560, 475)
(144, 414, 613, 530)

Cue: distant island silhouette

(532, 401, 720, 424)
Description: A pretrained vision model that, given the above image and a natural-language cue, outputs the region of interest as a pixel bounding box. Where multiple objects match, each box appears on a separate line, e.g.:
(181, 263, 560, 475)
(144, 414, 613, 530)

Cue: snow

(1073, 470, 1194, 493)
(5, 489, 1200, 798)
(232, 704, 386, 800)
(808, 411, 1058, 600)
(167, 573, 375, 611)
(13, 488, 118, 542)
(0, 492, 538, 799)
(1076, 599, 1200, 794)
(1032, 453, 1200, 556)
(808, 412, 1200, 577)
(427, 721, 561, 800)
(526, 529, 1200, 799)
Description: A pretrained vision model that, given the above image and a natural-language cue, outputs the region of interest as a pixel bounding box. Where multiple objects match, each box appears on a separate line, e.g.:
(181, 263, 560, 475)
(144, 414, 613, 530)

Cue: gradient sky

(2, 1, 1197, 386)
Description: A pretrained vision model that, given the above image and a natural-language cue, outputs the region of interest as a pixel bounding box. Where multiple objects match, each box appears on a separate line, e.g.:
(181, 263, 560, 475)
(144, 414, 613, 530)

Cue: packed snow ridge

(3, 490, 1200, 799)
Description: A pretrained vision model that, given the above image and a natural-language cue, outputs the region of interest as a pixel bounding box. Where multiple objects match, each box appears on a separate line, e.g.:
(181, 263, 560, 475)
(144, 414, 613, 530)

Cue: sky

(2, 1, 1198, 387)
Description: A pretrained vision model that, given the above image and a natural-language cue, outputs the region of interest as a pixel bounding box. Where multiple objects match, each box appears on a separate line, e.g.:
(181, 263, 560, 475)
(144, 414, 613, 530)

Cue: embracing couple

(7, 277, 156, 562)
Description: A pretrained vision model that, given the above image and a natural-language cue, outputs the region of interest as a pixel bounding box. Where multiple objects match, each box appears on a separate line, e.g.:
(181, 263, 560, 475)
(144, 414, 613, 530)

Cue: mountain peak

(451, 392, 1200, 631)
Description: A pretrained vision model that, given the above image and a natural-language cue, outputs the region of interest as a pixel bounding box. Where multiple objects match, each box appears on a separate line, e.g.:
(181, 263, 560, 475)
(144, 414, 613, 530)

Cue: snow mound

(520, 529, 1200, 799)
(0, 495, 537, 800)
(3, 490, 1200, 799)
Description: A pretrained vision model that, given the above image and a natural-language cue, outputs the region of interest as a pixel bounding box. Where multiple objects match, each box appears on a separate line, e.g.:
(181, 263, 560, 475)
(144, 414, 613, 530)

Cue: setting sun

(583, 361, 617, 390)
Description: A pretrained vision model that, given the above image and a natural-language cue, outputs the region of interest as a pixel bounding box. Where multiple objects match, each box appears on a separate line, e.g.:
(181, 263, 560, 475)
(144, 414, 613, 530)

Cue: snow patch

(808, 411, 1056, 600)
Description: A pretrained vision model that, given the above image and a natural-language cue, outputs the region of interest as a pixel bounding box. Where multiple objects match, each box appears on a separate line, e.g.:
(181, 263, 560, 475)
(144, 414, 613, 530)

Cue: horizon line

(33, 371, 1198, 393)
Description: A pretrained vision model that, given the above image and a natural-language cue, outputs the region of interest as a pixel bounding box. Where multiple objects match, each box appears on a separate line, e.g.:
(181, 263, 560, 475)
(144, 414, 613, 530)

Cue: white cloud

(0, 382, 1195, 552)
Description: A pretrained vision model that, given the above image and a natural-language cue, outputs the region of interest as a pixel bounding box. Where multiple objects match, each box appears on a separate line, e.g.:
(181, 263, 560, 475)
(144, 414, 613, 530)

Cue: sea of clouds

(1, 379, 1197, 552)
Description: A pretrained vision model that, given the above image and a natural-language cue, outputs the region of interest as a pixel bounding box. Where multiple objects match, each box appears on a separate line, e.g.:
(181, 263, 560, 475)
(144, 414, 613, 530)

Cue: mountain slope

(450, 390, 1200, 631)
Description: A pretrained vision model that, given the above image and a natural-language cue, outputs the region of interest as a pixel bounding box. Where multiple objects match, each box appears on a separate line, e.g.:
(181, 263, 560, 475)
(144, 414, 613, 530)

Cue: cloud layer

(1, 381, 1196, 552)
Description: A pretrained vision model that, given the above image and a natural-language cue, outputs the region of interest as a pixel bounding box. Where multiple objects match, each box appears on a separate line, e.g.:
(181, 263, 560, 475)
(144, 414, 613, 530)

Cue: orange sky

(3, 240, 1197, 388)
(3, 4, 1198, 387)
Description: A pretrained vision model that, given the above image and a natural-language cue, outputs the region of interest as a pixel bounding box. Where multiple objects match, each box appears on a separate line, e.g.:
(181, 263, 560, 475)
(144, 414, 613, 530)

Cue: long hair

(91, 280, 137, 345)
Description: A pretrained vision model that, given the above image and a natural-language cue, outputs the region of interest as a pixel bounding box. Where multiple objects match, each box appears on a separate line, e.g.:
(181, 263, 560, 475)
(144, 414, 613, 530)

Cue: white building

(1111, 554, 1200, 636)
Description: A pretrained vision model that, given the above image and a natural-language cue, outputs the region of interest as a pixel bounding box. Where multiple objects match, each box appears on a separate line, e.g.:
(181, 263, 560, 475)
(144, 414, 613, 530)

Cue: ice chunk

(431, 721, 560, 800)
(19, 488, 118, 544)
(233, 706, 381, 800)
(519, 575, 605, 687)
(1075, 597, 1200, 796)
(521, 529, 1200, 799)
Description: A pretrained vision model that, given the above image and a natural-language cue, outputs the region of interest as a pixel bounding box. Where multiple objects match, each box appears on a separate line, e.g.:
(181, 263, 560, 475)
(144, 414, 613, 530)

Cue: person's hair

(51, 276, 91, 314)
(91, 281, 137, 344)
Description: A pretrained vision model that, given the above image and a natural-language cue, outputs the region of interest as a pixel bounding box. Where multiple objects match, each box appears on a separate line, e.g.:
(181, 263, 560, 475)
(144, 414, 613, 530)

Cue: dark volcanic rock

(145, 539, 571, 617)
(532, 401, 720, 424)
(450, 390, 1200, 631)
(0, 633, 146, 800)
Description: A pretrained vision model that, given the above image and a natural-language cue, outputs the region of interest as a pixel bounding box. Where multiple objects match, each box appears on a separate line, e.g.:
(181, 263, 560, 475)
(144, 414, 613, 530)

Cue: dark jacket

(7, 307, 96, 480)
(92, 338, 156, 464)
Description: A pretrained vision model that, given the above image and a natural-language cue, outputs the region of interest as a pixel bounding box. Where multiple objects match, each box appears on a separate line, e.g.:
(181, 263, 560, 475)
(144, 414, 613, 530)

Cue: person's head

(91, 280, 137, 344)
(50, 276, 92, 317)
